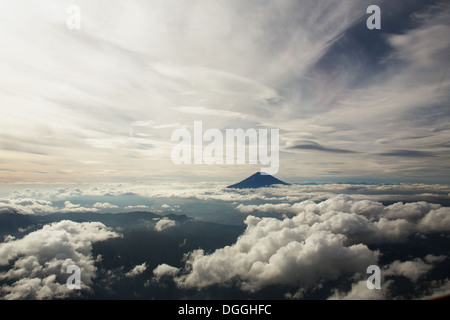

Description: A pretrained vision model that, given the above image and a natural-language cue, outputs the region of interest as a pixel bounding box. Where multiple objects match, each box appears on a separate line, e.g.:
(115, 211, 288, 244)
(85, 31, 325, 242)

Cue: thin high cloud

(3, 1, 448, 183)
(377, 150, 434, 158)
(0, 221, 119, 299)
(288, 141, 358, 154)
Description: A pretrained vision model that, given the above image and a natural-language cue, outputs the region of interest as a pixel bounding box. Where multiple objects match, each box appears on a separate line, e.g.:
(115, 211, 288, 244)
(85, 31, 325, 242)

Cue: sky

(1, 0, 450, 185)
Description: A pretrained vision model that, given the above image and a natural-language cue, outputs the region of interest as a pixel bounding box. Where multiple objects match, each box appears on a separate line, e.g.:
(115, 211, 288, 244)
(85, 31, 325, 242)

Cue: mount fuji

(227, 172, 290, 189)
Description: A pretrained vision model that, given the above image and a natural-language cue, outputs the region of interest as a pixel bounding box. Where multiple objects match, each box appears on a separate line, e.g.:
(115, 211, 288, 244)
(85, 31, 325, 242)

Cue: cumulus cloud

(329, 279, 392, 300)
(0, 198, 99, 215)
(159, 204, 181, 213)
(235, 194, 450, 244)
(384, 258, 434, 283)
(125, 205, 151, 210)
(154, 218, 176, 232)
(173, 215, 378, 292)
(60, 201, 97, 213)
(153, 263, 180, 282)
(0, 198, 56, 215)
(93, 202, 118, 209)
(125, 262, 148, 278)
(0, 220, 120, 299)
(235, 203, 297, 215)
(330, 255, 448, 300)
(154, 193, 450, 297)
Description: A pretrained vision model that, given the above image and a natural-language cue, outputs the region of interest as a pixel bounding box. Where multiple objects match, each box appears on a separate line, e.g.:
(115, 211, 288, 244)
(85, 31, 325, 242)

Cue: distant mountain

(0, 211, 37, 238)
(36, 211, 190, 230)
(227, 172, 290, 189)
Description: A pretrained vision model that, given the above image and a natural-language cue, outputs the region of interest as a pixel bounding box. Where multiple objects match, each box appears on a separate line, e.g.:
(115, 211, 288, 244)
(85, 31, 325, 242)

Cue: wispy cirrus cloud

(0, 220, 119, 299)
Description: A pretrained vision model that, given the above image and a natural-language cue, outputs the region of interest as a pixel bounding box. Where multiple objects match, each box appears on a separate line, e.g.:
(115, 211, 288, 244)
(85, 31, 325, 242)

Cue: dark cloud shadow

(288, 141, 357, 154)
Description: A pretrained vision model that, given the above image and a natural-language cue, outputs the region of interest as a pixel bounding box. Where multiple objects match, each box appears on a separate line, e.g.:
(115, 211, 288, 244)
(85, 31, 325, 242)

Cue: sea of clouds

(0, 183, 449, 299)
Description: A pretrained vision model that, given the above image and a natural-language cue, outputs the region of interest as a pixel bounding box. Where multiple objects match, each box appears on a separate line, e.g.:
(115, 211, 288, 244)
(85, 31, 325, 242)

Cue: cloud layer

(0, 198, 98, 215)
(156, 194, 450, 298)
(0, 220, 119, 299)
(154, 218, 177, 232)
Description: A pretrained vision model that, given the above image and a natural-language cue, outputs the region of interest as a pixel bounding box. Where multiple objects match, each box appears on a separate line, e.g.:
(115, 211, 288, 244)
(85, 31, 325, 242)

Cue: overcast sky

(0, 0, 449, 184)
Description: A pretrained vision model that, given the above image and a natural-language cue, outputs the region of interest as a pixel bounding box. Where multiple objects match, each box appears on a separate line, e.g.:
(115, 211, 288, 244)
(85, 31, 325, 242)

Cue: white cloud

(0, 198, 98, 215)
(150, 192, 450, 295)
(329, 279, 392, 300)
(153, 263, 180, 282)
(6, 182, 449, 209)
(173, 106, 251, 120)
(235, 203, 296, 214)
(173, 215, 378, 292)
(330, 255, 447, 300)
(418, 207, 450, 232)
(154, 218, 176, 232)
(419, 278, 450, 300)
(0, 220, 120, 299)
(384, 259, 433, 283)
(125, 262, 148, 278)
(235, 194, 450, 244)
(124, 205, 150, 210)
(384, 202, 441, 222)
(6, 0, 440, 183)
(93, 202, 118, 209)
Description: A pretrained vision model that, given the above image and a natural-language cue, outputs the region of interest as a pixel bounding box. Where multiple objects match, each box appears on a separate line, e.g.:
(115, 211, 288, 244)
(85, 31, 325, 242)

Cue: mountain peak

(227, 172, 289, 189)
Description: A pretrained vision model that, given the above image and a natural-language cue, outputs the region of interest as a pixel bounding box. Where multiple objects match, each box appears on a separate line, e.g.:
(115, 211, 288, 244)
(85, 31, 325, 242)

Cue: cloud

(377, 150, 434, 158)
(0, 198, 97, 215)
(155, 193, 450, 296)
(153, 263, 180, 282)
(0, 220, 120, 299)
(154, 218, 176, 232)
(61, 201, 97, 213)
(8, 0, 449, 183)
(234, 194, 450, 243)
(288, 195, 450, 243)
(124, 205, 150, 210)
(330, 255, 448, 300)
(383, 201, 440, 221)
(288, 141, 357, 154)
(173, 215, 378, 292)
(235, 203, 295, 214)
(173, 106, 251, 120)
(93, 202, 119, 209)
(418, 207, 450, 232)
(1, 183, 448, 299)
(0, 198, 55, 215)
(384, 258, 434, 283)
(159, 204, 180, 213)
(125, 262, 148, 278)
(328, 279, 392, 300)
